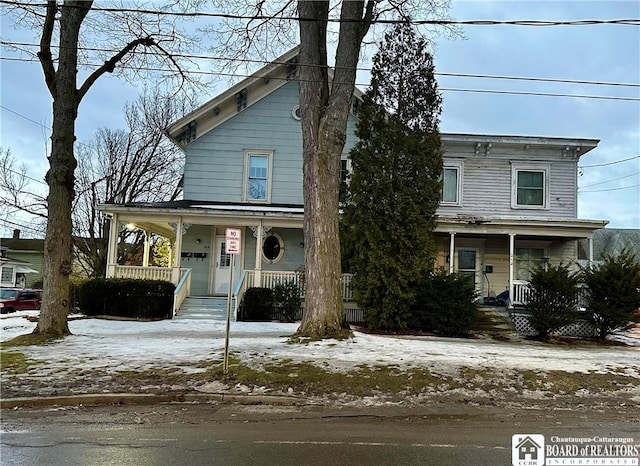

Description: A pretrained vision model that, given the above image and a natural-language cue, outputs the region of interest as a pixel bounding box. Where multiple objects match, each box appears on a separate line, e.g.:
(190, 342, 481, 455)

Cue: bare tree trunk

(34, 1, 91, 336)
(295, 1, 373, 338)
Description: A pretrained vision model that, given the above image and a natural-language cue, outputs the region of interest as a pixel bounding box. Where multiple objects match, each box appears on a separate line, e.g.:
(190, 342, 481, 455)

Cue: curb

(0, 393, 305, 409)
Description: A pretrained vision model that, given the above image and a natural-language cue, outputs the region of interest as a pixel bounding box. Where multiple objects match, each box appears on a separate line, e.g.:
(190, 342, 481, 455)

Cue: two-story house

(99, 47, 607, 317)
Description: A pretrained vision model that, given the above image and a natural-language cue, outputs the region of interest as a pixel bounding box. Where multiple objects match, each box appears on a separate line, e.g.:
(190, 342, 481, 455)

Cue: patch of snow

(1, 317, 638, 385)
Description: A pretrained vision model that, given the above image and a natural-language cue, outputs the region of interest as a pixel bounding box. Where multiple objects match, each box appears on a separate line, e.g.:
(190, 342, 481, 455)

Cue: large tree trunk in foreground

(34, 1, 91, 336)
(295, 1, 373, 338)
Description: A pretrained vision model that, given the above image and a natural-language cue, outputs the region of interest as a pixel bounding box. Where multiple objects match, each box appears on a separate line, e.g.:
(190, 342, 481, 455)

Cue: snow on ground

(1, 314, 639, 378)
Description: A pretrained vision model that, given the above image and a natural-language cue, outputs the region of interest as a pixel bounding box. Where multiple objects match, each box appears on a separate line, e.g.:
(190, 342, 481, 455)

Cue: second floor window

(441, 162, 463, 206)
(517, 171, 544, 206)
(511, 163, 550, 209)
(244, 150, 273, 202)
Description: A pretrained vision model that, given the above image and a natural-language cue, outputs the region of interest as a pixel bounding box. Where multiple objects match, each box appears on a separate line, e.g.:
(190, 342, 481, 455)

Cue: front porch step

(473, 305, 517, 337)
(176, 296, 230, 320)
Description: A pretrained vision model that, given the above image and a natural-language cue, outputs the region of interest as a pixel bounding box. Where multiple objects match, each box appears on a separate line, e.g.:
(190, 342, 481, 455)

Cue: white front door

(213, 236, 232, 294)
(213, 234, 243, 295)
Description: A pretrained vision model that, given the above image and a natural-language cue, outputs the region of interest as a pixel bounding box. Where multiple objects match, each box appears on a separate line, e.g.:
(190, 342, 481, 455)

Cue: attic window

(236, 88, 248, 112)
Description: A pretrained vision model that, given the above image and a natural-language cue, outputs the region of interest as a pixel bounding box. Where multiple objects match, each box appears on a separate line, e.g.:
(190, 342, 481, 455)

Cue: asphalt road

(1, 402, 638, 465)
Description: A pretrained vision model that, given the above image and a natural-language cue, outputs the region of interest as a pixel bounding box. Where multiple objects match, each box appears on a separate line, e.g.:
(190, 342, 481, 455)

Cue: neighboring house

(98, 47, 607, 315)
(0, 230, 44, 288)
(578, 228, 640, 263)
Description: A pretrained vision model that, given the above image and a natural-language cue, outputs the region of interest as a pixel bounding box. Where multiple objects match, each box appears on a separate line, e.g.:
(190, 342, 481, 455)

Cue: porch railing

(511, 280, 590, 310)
(173, 268, 192, 317)
(261, 271, 302, 290)
(232, 270, 248, 319)
(342, 273, 354, 302)
(512, 280, 530, 307)
(242, 270, 354, 302)
(113, 266, 177, 282)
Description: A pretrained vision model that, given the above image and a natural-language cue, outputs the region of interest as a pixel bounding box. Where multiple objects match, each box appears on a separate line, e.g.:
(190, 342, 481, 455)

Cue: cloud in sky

(0, 0, 638, 238)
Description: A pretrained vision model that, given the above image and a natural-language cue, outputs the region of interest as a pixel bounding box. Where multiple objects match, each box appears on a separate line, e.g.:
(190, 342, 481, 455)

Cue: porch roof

(97, 200, 304, 238)
(435, 214, 608, 239)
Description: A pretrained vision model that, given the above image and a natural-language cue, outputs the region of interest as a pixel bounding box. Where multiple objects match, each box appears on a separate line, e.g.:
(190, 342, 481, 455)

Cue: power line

(0, 218, 44, 235)
(580, 155, 640, 168)
(1, 104, 50, 132)
(2, 2, 639, 25)
(580, 183, 640, 193)
(2, 40, 639, 89)
(439, 88, 639, 102)
(1, 164, 48, 186)
(2, 56, 638, 102)
(579, 171, 640, 189)
(0, 104, 50, 130)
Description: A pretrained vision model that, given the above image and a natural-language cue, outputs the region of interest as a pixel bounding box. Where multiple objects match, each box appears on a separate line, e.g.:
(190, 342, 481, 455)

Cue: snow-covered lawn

(2, 312, 639, 377)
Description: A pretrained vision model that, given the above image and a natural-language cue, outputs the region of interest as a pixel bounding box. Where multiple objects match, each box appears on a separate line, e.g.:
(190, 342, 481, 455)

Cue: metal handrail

(172, 268, 192, 317)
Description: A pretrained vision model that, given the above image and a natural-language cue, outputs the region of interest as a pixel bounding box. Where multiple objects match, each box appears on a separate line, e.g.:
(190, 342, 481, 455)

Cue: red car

(0, 288, 42, 314)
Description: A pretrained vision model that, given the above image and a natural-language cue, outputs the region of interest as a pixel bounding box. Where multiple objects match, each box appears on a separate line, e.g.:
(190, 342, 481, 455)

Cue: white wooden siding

(438, 144, 578, 219)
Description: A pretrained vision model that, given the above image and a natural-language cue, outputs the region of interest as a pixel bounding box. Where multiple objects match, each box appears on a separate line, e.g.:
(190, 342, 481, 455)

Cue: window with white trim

(244, 150, 273, 202)
(515, 247, 546, 280)
(511, 163, 550, 209)
(440, 162, 463, 206)
(340, 157, 352, 185)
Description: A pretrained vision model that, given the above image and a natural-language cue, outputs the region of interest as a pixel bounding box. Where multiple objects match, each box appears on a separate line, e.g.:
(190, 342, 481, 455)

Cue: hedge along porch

(99, 201, 308, 317)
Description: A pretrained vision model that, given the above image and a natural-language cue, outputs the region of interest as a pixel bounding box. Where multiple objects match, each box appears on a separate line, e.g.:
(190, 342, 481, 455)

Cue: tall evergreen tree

(343, 22, 443, 330)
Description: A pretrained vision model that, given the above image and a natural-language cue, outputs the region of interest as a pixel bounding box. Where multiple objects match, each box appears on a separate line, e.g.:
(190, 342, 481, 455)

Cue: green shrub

(241, 287, 273, 321)
(78, 278, 174, 319)
(410, 269, 478, 337)
(524, 263, 580, 340)
(78, 278, 108, 315)
(272, 279, 302, 321)
(582, 250, 640, 340)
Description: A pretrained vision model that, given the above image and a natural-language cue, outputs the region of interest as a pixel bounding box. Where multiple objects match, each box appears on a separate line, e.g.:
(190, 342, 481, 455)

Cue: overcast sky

(1, 1, 639, 238)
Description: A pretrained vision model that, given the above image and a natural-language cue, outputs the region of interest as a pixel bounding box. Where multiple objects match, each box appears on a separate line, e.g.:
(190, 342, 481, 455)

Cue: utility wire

(2, 40, 639, 89)
(2, 56, 638, 102)
(1, 164, 47, 186)
(0, 218, 44, 235)
(0, 104, 50, 136)
(580, 183, 640, 193)
(579, 171, 640, 188)
(439, 88, 639, 102)
(2, 1, 639, 25)
(580, 155, 640, 168)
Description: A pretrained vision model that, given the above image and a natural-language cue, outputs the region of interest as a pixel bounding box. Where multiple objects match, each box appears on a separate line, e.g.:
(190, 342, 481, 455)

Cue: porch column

(508, 233, 515, 307)
(174, 216, 184, 270)
(448, 232, 455, 274)
(588, 236, 594, 269)
(106, 213, 119, 278)
(254, 219, 263, 287)
(142, 229, 150, 267)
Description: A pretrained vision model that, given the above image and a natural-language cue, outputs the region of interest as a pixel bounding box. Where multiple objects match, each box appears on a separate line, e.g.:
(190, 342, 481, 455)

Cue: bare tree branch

(37, 0, 57, 95)
(78, 36, 155, 99)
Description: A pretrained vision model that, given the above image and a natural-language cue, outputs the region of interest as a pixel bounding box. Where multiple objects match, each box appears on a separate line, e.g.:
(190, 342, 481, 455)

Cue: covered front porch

(99, 201, 352, 318)
(434, 215, 607, 307)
